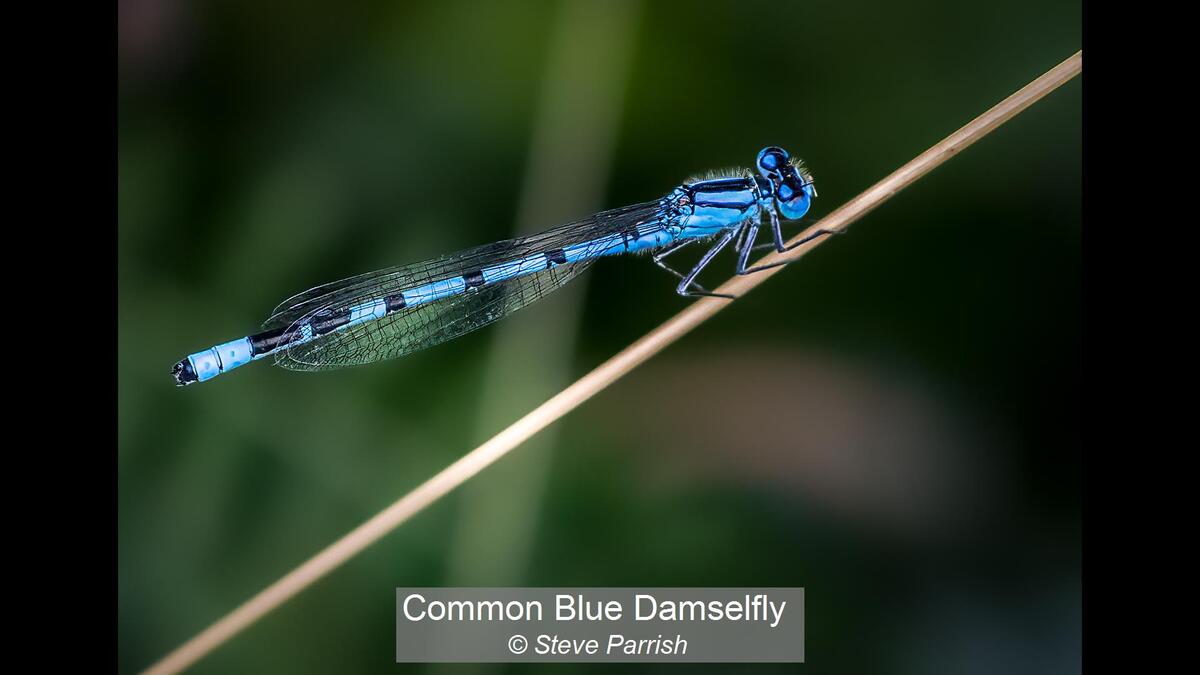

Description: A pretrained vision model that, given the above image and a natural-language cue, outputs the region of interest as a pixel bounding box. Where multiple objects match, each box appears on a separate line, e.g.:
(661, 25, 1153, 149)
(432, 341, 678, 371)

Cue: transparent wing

(275, 258, 596, 370)
(262, 200, 659, 333)
(264, 200, 667, 371)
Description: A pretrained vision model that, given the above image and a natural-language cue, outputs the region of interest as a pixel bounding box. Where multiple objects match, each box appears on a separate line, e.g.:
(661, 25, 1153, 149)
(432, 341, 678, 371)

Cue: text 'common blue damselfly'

(172, 146, 826, 386)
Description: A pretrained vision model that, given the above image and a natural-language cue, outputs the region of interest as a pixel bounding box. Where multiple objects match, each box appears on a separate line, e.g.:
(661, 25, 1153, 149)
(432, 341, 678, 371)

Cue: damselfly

(172, 146, 827, 386)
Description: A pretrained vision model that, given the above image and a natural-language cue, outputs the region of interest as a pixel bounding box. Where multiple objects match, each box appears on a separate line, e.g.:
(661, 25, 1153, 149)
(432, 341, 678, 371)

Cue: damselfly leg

(735, 208, 841, 275)
(675, 229, 738, 299)
(653, 238, 716, 296)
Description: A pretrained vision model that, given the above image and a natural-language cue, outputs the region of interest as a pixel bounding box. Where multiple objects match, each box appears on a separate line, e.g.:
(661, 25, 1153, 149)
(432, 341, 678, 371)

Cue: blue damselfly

(172, 146, 825, 385)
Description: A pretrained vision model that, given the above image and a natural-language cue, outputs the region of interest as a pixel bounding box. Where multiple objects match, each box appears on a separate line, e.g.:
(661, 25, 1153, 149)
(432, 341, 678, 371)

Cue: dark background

(118, 0, 1081, 672)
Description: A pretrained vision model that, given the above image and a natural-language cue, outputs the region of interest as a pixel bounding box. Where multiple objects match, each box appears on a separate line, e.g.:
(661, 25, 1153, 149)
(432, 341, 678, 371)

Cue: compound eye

(776, 174, 813, 220)
(756, 146, 790, 178)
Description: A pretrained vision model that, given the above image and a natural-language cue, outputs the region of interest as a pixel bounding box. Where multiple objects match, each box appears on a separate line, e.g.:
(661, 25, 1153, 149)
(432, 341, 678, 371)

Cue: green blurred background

(118, 0, 1081, 672)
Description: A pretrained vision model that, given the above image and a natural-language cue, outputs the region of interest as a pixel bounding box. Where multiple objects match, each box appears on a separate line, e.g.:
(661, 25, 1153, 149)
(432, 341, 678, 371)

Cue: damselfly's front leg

(736, 208, 841, 275)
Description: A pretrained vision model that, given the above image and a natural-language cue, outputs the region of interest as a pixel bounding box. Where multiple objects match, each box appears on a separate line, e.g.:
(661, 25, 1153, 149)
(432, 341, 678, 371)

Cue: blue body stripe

(186, 336, 255, 381)
(565, 233, 622, 261)
(403, 277, 467, 306)
(481, 253, 548, 284)
(348, 298, 387, 324)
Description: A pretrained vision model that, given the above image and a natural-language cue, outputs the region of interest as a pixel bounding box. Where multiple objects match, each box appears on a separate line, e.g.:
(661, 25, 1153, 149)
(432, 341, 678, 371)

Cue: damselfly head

(767, 155, 815, 220)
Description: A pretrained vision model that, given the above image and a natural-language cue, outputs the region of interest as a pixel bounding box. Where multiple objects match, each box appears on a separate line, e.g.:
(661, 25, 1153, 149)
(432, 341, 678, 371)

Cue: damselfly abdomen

(172, 146, 823, 386)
